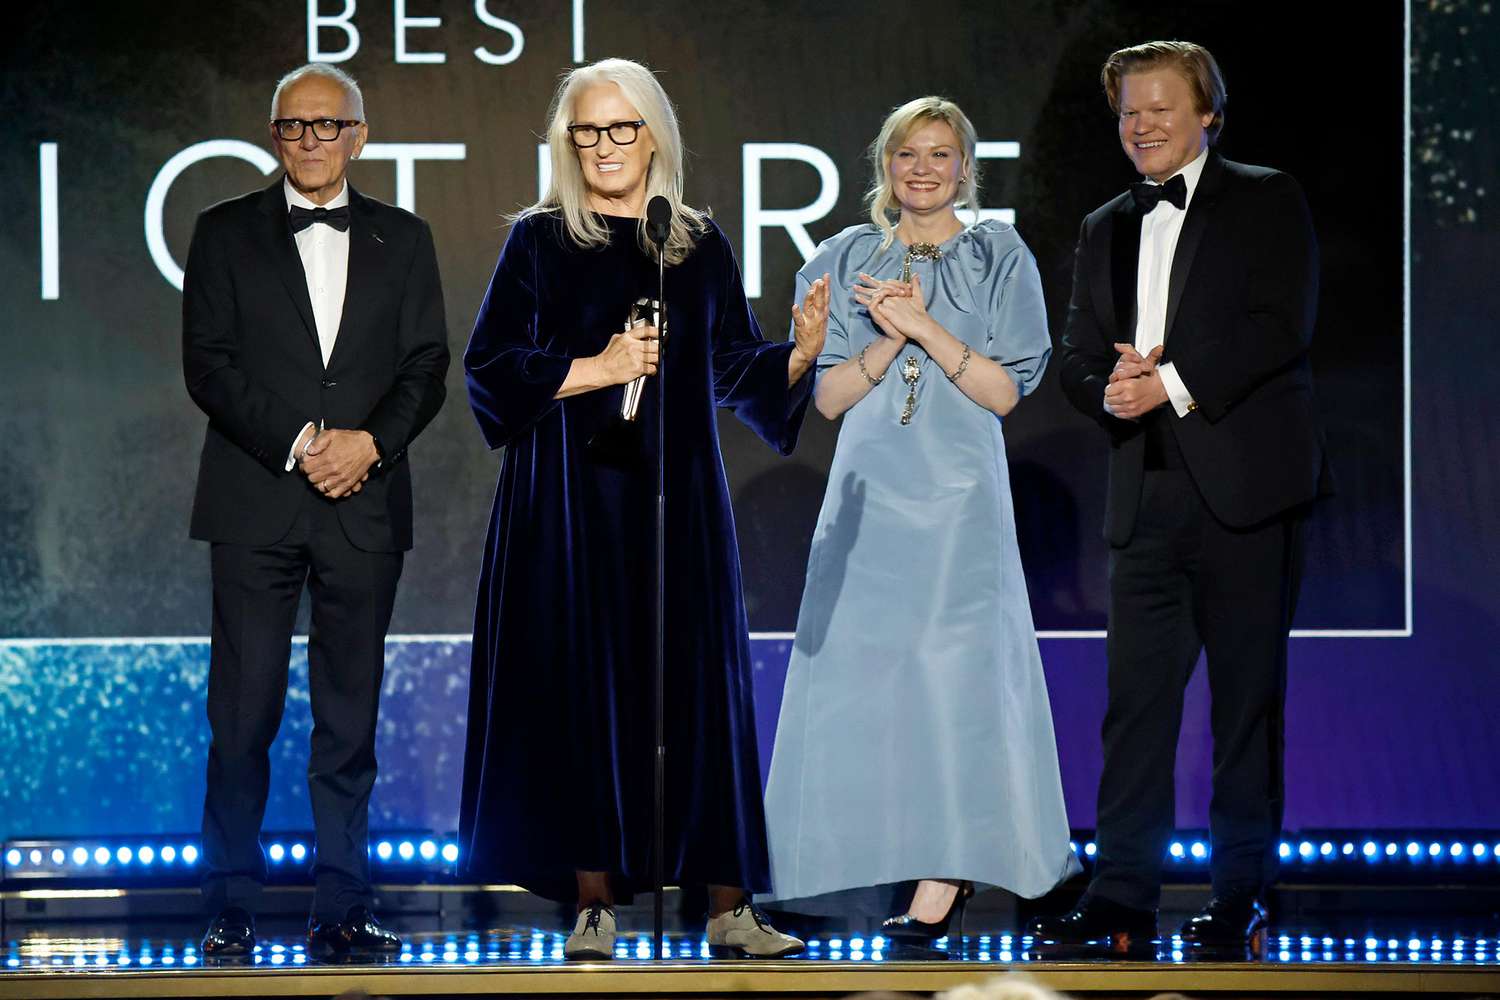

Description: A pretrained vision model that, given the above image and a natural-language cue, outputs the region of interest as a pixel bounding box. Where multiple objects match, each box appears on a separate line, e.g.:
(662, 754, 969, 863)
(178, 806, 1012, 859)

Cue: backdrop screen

(3, 0, 1497, 839)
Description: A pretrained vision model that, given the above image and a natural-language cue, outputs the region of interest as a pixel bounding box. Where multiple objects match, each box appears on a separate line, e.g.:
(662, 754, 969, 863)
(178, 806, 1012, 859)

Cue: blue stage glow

(291, 842, 307, 861)
(442, 843, 459, 863)
(161, 845, 176, 863)
(1320, 842, 1334, 857)
(1428, 842, 1442, 857)
(377, 841, 393, 860)
(138, 846, 154, 864)
(3, 849, 18, 867)
(1386, 842, 1398, 856)
(1279, 842, 1292, 859)
(1191, 841, 1208, 859)
(268, 843, 285, 863)
(1475, 843, 1488, 858)
(92, 847, 110, 865)
(1450, 842, 1464, 858)
(1084, 842, 1097, 857)
(398, 841, 415, 860)
(1298, 841, 1315, 859)
(50, 848, 64, 865)
(1169, 842, 1185, 858)
(1341, 842, 1355, 856)
(27, 849, 40, 866)
(181, 845, 198, 864)
(1363, 841, 1378, 857)
(1406, 842, 1421, 857)
(420, 840, 437, 860)
(71, 847, 87, 865)
(116, 846, 132, 864)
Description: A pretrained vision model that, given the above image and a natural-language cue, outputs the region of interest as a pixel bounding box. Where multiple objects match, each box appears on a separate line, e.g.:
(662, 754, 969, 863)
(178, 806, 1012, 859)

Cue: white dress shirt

(283, 177, 351, 470)
(1134, 146, 1208, 418)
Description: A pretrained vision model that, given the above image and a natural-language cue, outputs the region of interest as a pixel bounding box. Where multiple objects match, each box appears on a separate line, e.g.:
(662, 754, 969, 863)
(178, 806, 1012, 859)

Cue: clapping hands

(1103, 343, 1168, 420)
(853, 272, 935, 344)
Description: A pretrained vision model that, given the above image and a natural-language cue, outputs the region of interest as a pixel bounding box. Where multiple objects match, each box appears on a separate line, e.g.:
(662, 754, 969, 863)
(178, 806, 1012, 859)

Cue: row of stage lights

(8, 832, 1500, 884)
(2, 836, 458, 882)
(1066, 835, 1500, 866)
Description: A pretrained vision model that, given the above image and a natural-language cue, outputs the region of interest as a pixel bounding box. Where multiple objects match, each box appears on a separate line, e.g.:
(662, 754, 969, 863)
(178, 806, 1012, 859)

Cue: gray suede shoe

(706, 901, 805, 958)
(564, 903, 616, 960)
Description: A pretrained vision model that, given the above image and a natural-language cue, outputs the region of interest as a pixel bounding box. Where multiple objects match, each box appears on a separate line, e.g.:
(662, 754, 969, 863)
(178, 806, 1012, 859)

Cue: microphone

(620, 197, 672, 422)
(646, 195, 671, 247)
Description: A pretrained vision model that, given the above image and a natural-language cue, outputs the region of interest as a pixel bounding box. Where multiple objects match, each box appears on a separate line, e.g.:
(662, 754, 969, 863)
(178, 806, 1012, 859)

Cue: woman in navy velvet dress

(458, 58, 828, 959)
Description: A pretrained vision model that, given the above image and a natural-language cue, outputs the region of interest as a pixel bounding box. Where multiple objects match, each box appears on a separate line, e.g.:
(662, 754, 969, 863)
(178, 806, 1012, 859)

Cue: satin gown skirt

(763, 221, 1080, 906)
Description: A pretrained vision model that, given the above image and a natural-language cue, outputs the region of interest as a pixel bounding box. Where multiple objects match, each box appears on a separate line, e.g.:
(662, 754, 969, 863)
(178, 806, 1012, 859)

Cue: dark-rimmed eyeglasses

(567, 120, 646, 149)
(272, 118, 364, 142)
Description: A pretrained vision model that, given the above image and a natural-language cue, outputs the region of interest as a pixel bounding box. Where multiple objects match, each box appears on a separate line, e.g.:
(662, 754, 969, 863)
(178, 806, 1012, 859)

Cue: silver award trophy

(619, 296, 661, 422)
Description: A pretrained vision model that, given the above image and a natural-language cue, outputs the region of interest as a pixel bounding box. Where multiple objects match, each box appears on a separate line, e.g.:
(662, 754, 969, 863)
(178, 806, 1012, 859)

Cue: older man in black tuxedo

(1030, 40, 1327, 958)
(182, 63, 448, 959)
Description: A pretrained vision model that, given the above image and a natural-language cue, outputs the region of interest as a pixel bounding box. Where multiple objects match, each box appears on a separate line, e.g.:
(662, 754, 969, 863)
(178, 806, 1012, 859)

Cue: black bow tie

(289, 204, 351, 233)
(1131, 173, 1188, 214)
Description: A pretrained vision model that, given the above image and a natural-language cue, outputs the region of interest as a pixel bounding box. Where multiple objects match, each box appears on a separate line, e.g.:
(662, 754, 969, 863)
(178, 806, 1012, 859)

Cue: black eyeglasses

(272, 118, 364, 142)
(566, 119, 646, 149)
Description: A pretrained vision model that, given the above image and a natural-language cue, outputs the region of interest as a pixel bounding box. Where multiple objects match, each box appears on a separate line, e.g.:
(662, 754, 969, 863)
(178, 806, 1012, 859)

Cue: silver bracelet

(946, 345, 972, 382)
(857, 344, 884, 386)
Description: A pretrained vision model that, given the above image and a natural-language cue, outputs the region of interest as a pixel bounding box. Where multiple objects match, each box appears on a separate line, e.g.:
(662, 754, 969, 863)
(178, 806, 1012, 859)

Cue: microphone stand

(650, 236, 667, 962)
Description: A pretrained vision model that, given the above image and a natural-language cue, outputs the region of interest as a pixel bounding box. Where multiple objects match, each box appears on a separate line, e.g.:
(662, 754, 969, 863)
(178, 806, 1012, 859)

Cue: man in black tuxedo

(1030, 41, 1325, 957)
(182, 63, 448, 959)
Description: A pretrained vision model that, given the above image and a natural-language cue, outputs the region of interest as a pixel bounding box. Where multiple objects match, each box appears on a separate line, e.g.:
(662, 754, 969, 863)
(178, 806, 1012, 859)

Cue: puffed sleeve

(463, 217, 575, 450)
(709, 227, 813, 456)
(984, 237, 1052, 397)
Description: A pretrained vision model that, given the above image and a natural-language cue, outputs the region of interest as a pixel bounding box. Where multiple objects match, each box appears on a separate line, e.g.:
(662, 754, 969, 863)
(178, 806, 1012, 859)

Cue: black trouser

(201, 493, 402, 921)
(1088, 469, 1304, 911)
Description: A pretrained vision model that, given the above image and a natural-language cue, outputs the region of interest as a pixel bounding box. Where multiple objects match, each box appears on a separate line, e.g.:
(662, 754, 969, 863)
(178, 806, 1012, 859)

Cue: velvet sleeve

(709, 229, 813, 456)
(463, 217, 574, 450)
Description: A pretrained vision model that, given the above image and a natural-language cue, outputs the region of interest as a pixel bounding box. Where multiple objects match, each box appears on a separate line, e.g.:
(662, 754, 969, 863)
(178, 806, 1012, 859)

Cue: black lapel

(1164, 151, 1224, 341)
(254, 179, 320, 356)
(325, 186, 381, 372)
(1108, 199, 1143, 343)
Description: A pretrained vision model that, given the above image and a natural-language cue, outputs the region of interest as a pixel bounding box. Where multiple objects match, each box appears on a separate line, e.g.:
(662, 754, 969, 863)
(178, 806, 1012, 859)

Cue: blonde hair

(865, 96, 980, 252)
(1101, 40, 1227, 143)
(520, 58, 707, 266)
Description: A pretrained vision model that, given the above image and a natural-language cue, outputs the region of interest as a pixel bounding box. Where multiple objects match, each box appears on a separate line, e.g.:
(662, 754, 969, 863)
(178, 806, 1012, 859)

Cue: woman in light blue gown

(763, 97, 1079, 936)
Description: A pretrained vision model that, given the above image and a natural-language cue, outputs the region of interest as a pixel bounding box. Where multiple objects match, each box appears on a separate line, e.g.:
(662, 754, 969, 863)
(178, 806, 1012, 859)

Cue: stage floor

(4, 922, 1499, 998)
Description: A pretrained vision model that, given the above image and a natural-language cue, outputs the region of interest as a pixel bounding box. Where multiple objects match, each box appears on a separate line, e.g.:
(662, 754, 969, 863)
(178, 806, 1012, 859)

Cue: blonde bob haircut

(521, 58, 707, 266)
(1101, 40, 1227, 143)
(865, 96, 980, 252)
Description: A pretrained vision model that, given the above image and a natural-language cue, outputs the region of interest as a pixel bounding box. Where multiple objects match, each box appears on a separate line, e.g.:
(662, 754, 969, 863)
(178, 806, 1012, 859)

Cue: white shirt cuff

(1158, 362, 1196, 418)
(286, 421, 316, 472)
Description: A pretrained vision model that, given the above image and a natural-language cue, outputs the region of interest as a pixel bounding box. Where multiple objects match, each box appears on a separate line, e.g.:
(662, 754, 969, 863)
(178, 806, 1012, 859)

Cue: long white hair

(866, 96, 981, 251)
(520, 58, 707, 266)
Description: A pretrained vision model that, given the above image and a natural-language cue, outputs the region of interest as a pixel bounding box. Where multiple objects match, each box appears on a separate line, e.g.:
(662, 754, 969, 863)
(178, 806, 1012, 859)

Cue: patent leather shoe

(882, 882, 974, 942)
(1179, 890, 1268, 957)
(1026, 895, 1158, 958)
(307, 905, 402, 959)
(201, 906, 255, 958)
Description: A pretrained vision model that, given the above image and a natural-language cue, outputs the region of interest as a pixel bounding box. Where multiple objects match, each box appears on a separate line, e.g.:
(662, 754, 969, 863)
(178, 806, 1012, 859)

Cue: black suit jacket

(1059, 152, 1328, 546)
(183, 179, 449, 551)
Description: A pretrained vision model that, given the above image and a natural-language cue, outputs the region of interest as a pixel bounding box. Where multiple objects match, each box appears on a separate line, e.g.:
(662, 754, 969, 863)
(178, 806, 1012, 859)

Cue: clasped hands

(853, 272, 936, 343)
(296, 426, 378, 500)
(1103, 343, 1169, 421)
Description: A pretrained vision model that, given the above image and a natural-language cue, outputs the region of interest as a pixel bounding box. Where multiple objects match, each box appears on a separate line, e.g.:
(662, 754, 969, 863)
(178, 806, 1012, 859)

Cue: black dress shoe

(1026, 896, 1158, 957)
(201, 906, 256, 957)
(308, 905, 403, 959)
(1178, 890, 1268, 956)
(882, 882, 975, 942)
